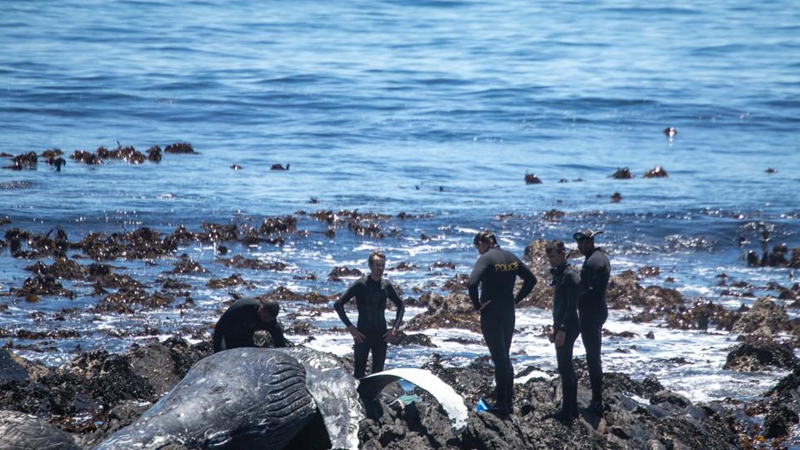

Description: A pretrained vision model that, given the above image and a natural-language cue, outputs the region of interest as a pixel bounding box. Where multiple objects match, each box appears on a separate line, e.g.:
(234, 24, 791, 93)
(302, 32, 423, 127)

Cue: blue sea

(1, 0, 799, 417)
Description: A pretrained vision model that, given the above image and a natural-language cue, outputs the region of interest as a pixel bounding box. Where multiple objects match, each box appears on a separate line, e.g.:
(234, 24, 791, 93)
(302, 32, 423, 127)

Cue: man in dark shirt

(334, 251, 405, 379)
(213, 298, 288, 352)
(574, 229, 611, 414)
(468, 230, 537, 416)
(545, 240, 580, 421)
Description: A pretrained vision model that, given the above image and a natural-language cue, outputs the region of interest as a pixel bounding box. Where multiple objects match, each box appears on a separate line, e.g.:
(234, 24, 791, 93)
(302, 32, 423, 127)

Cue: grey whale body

(95, 347, 359, 450)
(0, 409, 81, 450)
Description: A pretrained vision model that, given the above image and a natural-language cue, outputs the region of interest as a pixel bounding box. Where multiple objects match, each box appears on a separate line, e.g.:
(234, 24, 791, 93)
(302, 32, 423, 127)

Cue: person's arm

(582, 254, 610, 302)
(554, 271, 580, 333)
(333, 281, 360, 328)
(385, 281, 405, 328)
(468, 255, 488, 310)
(336, 281, 367, 343)
(578, 261, 593, 303)
(514, 258, 537, 304)
(212, 319, 224, 353)
(267, 320, 289, 348)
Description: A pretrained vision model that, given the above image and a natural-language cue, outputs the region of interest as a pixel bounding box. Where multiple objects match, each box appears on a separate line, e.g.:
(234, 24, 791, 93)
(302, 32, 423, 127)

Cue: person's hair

(473, 230, 498, 247)
(259, 299, 280, 318)
(545, 240, 566, 255)
(368, 251, 386, 268)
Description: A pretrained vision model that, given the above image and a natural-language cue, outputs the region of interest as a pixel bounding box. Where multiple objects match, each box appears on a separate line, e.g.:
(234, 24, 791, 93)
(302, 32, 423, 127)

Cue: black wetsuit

(468, 246, 537, 412)
(334, 276, 404, 379)
(551, 263, 580, 416)
(578, 247, 610, 404)
(212, 298, 288, 353)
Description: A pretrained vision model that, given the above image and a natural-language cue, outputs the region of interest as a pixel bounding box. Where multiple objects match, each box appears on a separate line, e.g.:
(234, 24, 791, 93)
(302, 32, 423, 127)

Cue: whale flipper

(281, 347, 363, 450)
(358, 368, 469, 433)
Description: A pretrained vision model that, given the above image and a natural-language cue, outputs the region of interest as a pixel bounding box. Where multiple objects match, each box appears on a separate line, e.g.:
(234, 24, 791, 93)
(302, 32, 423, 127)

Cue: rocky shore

(1, 221, 799, 449)
(1, 332, 798, 449)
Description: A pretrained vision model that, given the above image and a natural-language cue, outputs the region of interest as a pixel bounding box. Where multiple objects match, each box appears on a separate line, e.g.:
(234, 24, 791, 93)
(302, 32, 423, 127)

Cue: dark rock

(329, 266, 363, 281)
(723, 339, 799, 372)
(391, 331, 436, 347)
(732, 297, 794, 337)
(612, 167, 634, 179)
(404, 293, 479, 332)
(643, 165, 668, 178)
(163, 142, 197, 154)
(524, 173, 542, 184)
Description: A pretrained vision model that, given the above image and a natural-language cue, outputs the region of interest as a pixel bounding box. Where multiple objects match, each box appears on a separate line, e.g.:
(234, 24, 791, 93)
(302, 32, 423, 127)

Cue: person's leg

(556, 331, 579, 417)
(482, 310, 513, 414)
(581, 317, 604, 407)
(353, 340, 370, 379)
(370, 333, 388, 374)
(502, 311, 515, 410)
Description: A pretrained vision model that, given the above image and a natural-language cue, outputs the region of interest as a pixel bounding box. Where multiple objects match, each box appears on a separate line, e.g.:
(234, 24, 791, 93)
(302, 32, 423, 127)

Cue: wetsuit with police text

(468, 247, 537, 412)
(213, 298, 288, 353)
(551, 263, 580, 416)
(578, 247, 610, 404)
(334, 276, 404, 378)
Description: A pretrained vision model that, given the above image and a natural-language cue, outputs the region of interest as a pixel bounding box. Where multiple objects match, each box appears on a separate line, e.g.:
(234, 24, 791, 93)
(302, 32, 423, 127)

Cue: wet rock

(404, 293, 479, 332)
(218, 254, 287, 271)
(731, 297, 795, 337)
(638, 266, 661, 277)
(260, 216, 297, 235)
(93, 288, 175, 313)
(723, 338, 798, 372)
(206, 273, 253, 289)
(76, 228, 178, 261)
(201, 222, 239, 242)
(390, 261, 417, 271)
(25, 258, 85, 280)
(760, 365, 800, 439)
(348, 219, 385, 238)
(0, 337, 211, 444)
(429, 261, 456, 271)
(0, 348, 48, 386)
(606, 270, 685, 311)
(167, 255, 208, 274)
(462, 412, 535, 449)
(163, 142, 197, 154)
(96, 143, 146, 164)
(663, 300, 741, 331)
(391, 331, 435, 347)
(643, 165, 668, 178)
(146, 145, 162, 162)
(329, 266, 363, 281)
(524, 173, 542, 184)
(70, 149, 100, 165)
(612, 167, 634, 179)
(260, 286, 304, 301)
(542, 209, 565, 220)
(13, 274, 76, 299)
(76, 400, 150, 448)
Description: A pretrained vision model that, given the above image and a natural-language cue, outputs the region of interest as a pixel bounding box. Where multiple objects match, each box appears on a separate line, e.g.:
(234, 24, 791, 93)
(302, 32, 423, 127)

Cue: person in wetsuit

(213, 298, 288, 353)
(468, 230, 537, 415)
(334, 251, 405, 379)
(573, 229, 611, 414)
(545, 239, 581, 421)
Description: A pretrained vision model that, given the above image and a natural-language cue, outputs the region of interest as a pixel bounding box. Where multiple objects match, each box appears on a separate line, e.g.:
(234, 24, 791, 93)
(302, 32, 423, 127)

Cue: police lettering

(494, 261, 519, 272)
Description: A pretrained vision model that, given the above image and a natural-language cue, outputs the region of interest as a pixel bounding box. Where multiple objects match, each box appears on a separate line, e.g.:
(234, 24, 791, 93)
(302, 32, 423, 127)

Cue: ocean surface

(1, 0, 799, 415)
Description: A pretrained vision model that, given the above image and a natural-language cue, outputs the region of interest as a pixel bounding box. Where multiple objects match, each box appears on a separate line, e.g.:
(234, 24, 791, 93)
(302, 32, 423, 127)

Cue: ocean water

(1, 0, 799, 413)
